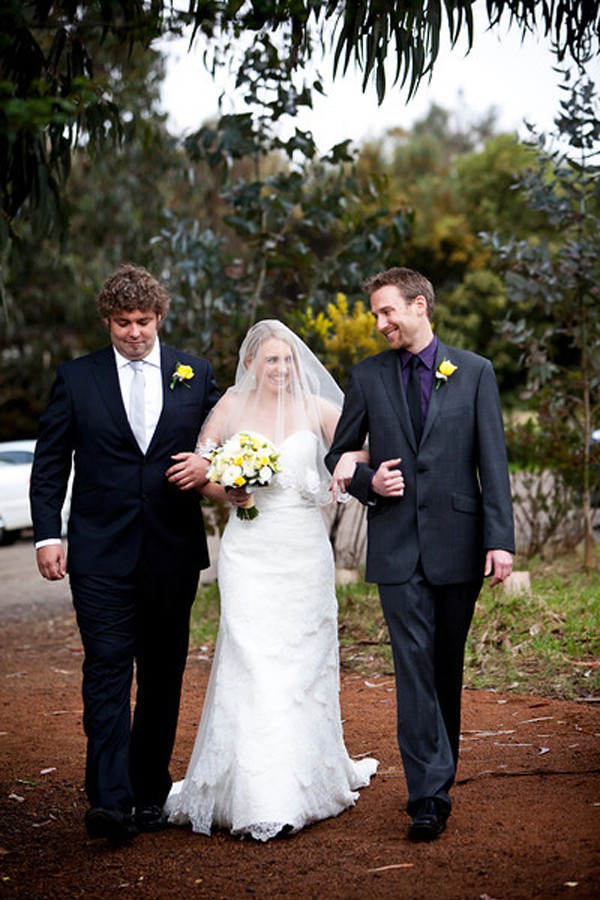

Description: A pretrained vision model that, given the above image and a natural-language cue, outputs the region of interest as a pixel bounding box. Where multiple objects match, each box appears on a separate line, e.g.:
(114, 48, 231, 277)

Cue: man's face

(106, 309, 161, 360)
(370, 284, 427, 352)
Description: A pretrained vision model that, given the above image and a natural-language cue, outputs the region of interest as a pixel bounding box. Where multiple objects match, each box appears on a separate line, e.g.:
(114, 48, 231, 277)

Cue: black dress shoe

(407, 797, 448, 842)
(85, 807, 139, 846)
(135, 804, 170, 833)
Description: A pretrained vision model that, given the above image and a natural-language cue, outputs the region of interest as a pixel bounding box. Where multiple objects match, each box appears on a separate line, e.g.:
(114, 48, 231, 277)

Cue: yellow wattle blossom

(294, 292, 385, 388)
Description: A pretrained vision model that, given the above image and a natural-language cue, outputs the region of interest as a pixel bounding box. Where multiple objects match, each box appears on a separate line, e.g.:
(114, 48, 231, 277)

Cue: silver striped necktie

(129, 360, 147, 452)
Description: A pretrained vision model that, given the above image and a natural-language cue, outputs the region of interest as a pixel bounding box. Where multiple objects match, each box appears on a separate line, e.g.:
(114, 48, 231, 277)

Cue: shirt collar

(400, 335, 438, 371)
(113, 339, 161, 370)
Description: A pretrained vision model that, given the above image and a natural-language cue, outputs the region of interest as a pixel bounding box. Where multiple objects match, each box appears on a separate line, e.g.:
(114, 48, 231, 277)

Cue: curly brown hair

(364, 267, 435, 319)
(96, 264, 171, 321)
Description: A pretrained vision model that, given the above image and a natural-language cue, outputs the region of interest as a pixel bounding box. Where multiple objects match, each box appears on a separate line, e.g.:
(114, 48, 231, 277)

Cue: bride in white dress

(165, 320, 377, 841)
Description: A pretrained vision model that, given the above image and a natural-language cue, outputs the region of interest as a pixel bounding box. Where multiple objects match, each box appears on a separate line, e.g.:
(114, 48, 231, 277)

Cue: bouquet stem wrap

(238, 493, 258, 521)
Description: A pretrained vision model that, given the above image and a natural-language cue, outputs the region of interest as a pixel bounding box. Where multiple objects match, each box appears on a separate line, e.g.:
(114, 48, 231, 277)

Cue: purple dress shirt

(400, 336, 439, 428)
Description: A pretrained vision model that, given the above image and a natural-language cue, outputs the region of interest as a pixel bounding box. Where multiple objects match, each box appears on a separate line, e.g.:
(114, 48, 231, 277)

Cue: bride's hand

(166, 452, 208, 491)
(226, 487, 252, 508)
(330, 449, 369, 502)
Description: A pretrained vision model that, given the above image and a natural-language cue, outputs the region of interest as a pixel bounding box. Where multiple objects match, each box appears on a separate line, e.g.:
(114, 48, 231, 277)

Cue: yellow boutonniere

(170, 363, 194, 390)
(434, 358, 457, 390)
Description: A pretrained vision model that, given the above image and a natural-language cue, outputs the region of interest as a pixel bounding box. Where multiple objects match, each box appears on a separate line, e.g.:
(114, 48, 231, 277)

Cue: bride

(164, 320, 378, 841)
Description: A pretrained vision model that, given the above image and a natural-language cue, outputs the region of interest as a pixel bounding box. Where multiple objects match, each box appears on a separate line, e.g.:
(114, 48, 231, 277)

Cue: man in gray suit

(326, 267, 514, 841)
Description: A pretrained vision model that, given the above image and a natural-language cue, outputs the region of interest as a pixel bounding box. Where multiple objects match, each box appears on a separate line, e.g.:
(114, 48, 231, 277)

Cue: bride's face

(255, 338, 294, 394)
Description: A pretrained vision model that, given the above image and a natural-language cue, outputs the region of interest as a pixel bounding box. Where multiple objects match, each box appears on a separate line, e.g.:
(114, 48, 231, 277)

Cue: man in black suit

(327, 267, 514, 841)
(30, 264, 220, 845)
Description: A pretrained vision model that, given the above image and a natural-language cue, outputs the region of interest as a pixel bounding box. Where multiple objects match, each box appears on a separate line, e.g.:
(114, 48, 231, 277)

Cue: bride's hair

(199, 320, 344, 504)
(238, 321, 297, 369)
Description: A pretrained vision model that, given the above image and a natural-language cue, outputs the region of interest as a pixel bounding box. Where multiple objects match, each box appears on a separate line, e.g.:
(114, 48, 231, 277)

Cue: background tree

(352, 110, 548, 397)
(0, 41, 179, 436)
(2, 0, 597, 254)
(486, 72, 600, 569)
(153, 30, 411, 387)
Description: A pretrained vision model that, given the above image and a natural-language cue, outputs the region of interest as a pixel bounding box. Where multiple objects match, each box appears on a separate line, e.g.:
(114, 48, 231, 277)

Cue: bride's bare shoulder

(313, 394, 341, 421)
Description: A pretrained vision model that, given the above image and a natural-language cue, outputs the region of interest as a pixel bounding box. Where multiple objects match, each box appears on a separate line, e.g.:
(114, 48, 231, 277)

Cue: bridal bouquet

(205, 431, 282, 520)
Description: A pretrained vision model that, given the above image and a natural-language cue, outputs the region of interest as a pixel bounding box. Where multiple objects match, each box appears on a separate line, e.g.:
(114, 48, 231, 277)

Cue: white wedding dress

(165, 431, 378, 840)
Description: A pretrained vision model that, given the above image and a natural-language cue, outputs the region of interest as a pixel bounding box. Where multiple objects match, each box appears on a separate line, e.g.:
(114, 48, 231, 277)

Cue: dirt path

(1, 605, 599, 899)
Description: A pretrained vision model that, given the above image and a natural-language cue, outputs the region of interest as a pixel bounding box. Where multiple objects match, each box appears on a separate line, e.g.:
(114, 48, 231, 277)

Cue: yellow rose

(434, 358, 458, 389)
(438, 359, 457, 378)
(170, 362, 195, 390)
(176, 364, 194, 380)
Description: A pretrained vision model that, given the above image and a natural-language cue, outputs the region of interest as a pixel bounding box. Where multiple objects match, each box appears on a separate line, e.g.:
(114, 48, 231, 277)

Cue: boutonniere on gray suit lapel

(434, 358, 458, 390)
(170, 363, 195, 390)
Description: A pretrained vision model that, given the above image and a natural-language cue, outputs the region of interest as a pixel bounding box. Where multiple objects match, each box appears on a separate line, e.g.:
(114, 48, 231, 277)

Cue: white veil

(198, 320, 343, 504)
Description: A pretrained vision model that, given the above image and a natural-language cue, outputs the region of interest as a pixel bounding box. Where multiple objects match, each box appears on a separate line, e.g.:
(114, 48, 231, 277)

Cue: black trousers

(378, 562, 481, 815)
(71, 565, 199, 812)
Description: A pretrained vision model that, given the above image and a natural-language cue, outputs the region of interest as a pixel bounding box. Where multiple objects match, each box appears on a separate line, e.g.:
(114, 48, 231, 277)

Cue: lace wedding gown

(165, 431, 378, 840)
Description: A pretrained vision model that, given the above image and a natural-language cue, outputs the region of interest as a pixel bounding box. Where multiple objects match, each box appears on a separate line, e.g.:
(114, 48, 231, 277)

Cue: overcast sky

(159, 9, 600, 151)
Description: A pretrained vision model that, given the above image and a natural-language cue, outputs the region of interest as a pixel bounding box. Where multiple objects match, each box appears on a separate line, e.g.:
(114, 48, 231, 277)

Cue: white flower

(205, 431, 282, 520)
(258, 465, 274, 483)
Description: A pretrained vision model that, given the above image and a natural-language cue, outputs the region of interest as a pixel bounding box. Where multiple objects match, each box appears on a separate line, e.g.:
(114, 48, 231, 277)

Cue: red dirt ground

(1, 612, 599, 899)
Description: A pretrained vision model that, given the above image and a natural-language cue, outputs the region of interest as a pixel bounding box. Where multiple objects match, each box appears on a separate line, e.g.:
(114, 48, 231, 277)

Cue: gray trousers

(379, 562, 481, 815)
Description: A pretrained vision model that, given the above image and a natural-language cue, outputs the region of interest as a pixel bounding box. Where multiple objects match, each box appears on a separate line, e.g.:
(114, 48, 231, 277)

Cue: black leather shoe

(407, 798, 448, 842)
(135, 804, 170, 833)
(85, 807, 138, 846)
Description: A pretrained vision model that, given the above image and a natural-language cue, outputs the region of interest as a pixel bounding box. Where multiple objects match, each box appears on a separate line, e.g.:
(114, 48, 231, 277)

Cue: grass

(189, 582, 221, 651)
(465, 555, 599, 699)
(189, 547, 600, 701)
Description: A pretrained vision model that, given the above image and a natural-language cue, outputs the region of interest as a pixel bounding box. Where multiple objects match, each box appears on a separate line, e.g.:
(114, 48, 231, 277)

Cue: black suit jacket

(30, 344, 220, 577)
(326, 342, 514, 586)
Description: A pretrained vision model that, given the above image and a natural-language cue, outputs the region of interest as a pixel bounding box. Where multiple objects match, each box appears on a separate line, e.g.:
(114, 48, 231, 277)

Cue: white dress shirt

(115, 339, 163, 448)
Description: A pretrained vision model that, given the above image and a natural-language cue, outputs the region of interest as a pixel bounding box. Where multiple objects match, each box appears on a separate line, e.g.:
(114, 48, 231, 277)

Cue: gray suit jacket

(326, 342, 515, 585)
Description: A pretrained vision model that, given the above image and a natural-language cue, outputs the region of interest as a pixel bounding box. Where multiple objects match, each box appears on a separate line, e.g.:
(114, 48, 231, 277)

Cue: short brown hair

(96, 264, 171, 321)
(364, 267, 435, 319)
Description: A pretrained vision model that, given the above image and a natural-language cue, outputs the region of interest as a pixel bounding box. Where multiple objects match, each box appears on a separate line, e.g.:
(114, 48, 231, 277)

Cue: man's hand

(371, 458, 405, 498)
(166, 452, 207, 492)
(485, 549, 513, 587)
(37, 544, 66, 581)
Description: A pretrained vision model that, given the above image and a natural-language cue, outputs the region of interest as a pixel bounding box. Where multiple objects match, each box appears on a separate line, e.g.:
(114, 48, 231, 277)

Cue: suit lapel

(147, 345, 176, 454)
(91, 347, 136, 442)
(379, 351, 418, 452)
(420, 341, 451, 446)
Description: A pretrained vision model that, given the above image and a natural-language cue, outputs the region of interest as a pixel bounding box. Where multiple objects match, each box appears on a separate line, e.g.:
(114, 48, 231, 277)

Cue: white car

(0, 440, 71, 543)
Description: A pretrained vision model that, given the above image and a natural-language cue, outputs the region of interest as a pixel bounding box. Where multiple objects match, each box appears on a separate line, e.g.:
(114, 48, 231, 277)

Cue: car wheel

(0, 526, 19, 546)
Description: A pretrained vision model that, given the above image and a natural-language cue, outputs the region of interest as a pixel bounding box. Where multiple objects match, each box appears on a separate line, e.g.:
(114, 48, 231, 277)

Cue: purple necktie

(407, 355, 422, 443)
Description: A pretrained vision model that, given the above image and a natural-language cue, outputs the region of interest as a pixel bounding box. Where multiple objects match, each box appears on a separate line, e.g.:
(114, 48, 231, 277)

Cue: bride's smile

(255, 338, 294, 393)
